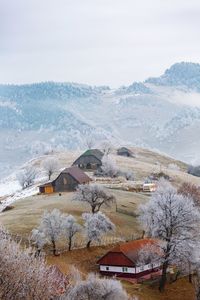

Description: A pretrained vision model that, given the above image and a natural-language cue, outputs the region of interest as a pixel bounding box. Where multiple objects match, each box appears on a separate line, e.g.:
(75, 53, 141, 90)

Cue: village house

(97, 239, 161, 281)
(117, 147, 134, 157)
(72, 149, 104, 170)
(39, 166, 91, 194)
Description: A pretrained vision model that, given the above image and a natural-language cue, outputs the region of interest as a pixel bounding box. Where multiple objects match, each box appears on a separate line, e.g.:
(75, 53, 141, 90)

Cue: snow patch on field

(0, 185, 38, 212)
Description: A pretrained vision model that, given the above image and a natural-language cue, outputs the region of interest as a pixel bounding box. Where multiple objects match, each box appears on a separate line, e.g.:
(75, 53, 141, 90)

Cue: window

(63, 178, 67, 185)
(140, 266, 144, 272)
(122, 267, 128, 272)
(148, 264, 153, 269)
(106, 266, 109, 271)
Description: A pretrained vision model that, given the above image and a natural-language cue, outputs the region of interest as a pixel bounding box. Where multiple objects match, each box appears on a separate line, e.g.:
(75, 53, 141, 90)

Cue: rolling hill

(1, 62, 200, 178)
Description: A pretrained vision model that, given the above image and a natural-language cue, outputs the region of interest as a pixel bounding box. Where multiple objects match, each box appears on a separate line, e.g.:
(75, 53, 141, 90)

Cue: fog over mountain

(1, 62, 200, 177)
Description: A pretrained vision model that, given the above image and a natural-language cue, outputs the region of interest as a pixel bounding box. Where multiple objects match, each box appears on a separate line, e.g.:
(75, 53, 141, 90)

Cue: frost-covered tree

(73, 184, 116, 213)
(42, 157, 59, 180)
(101, 155, 119, 177)
(82, 212, 115, 248)
(0, 226, 67, 300)
(85, 136, 96, 149)
(100, 141, 113, 155)
(63, 272, 130, 300)
(63, 215, 82, 251)
(30, 228, 47, 256)
(17, 166, 37, 189)
(137, 242, 162, 267)
(36, 209, 65, 255)
(139, 179, 200, 292)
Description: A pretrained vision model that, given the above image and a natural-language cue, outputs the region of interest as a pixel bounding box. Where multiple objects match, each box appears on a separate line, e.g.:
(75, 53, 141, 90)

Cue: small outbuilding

(97, 239, 161, 280)
(72, 149, 104, 170)
(143, 183, 157, 192)
(39, 166, 91, 194)
(117, 147, 134, 157)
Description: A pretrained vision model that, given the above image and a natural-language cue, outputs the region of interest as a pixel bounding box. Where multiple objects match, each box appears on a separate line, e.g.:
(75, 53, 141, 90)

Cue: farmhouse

(72, 149, 104, 170)
(97, 239, 161, 279)
(39, 166, 91, 194)
(117, 147, 134, 157)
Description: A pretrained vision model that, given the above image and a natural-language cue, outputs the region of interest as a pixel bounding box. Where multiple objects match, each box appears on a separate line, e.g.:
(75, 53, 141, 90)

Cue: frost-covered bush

(118, 170, 134, 181)
(100, 155, 119, 177)
(0, 226, 67, 300)
(64, 272, 129, 300)
(178, 182, 200, 207)
(168, 163, 180, 171)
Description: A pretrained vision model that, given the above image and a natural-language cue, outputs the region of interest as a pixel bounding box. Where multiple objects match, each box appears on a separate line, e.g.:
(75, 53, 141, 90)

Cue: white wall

(100, 263, 161, 274)
(100, 265, 135, 274)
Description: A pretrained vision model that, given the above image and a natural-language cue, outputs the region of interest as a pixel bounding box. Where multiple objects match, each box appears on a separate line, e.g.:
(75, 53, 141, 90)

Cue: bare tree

(82, 212, 115, 248)
(42, 157, 59, 180)
(63, 272, 130, 300)
(36, 209, 65, 255)
(139, 179, 200, 292)
(73, 184, 116, 213)
(0, 226, 68, 300)
(63, 215, 82, 251)
(17, 166, 37, 189)
(178, 182, 200, 207)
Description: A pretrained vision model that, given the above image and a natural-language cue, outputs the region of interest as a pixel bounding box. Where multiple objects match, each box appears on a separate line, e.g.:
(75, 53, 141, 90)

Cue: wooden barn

(72, 149, 104, 170)
(97, 239, 161, 280)
(117, 147, 134, 157)
(39, 166, 91, 194)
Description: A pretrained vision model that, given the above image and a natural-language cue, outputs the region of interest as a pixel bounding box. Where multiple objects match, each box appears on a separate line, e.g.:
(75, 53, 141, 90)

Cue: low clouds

(0, 0, 200, 86)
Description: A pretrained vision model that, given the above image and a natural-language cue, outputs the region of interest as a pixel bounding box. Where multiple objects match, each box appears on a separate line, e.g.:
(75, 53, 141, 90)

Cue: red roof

(97, 239, 159, 266)
(111, 238, 156, 253)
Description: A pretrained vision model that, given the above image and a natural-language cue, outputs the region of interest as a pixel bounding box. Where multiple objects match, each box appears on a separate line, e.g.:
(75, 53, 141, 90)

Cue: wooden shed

(72, 149, 104, 170)
(117, 147, 134, 157)
(39, 166, 91, 194)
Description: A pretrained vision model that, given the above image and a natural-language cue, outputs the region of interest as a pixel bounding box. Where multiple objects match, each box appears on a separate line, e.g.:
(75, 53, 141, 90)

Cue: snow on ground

(0, 185, 38, 212)
(0, 177, 21, 198)
(0, 167, 47, 212)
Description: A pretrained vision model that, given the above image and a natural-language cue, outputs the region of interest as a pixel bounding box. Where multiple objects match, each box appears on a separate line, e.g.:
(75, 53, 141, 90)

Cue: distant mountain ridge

(146, 62, 200, 91)
(1, 62, 200, 178)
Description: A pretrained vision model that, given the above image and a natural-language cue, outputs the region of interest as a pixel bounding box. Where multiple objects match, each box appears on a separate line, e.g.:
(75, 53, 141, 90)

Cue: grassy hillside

(0, 146, 198, 299)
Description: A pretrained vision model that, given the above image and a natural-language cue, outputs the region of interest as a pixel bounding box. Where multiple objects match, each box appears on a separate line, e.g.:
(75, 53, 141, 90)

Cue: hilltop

(1, 62, 200, 178)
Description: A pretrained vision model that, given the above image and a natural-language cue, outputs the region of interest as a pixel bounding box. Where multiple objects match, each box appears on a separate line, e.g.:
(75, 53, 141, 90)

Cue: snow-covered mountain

(1, 62, 200, 178)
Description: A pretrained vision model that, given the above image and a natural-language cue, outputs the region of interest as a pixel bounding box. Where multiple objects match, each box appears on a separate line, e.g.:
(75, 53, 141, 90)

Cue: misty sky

(0, 0, 200, 87)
